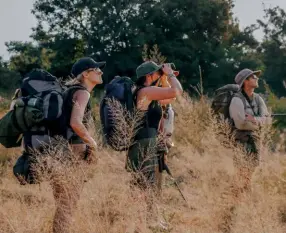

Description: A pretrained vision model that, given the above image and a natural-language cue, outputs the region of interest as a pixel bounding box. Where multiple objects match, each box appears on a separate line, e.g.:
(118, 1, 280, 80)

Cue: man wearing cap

(229, 68, 271, 163)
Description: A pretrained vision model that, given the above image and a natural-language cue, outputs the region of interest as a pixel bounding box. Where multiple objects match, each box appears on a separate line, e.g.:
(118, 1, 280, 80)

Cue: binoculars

(163, 63, 176, 70)
(158, 63, 176, 75)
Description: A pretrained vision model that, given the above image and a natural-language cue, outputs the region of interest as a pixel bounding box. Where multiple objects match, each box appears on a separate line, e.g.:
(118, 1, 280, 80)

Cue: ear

(82, 70, 89, 78)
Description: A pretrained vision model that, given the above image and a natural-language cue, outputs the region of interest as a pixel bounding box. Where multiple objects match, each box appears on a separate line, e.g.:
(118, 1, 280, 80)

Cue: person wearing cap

(66, 57, 105, 153)
(229, 68, 271, 163)
(52, 57, 105, 233)
(126, 61, 183, 191)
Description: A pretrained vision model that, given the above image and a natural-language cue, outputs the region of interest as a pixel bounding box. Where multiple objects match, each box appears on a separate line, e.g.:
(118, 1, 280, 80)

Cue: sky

(0, 0, 286, 60)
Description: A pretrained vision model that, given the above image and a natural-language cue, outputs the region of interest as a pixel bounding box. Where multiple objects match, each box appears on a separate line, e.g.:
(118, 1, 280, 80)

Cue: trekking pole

(163, 163, 188, 203)
(271, 113, 286, 117)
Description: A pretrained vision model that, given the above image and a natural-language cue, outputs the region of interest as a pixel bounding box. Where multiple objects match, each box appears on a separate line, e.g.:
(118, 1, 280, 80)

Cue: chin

(95, 77, 103, 84)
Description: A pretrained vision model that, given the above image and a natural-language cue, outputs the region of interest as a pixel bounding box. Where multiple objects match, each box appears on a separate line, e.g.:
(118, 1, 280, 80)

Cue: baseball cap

(71, 57, 106, 77)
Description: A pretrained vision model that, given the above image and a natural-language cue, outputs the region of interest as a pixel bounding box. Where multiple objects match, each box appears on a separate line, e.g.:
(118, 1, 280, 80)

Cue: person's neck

(81, 81, 96, 93)
(243, 86, 255, 97)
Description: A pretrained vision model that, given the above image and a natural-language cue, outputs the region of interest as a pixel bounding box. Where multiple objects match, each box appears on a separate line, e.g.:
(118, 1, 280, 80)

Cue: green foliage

(0, 66, 21, 96)
(263, 82, 286, 129)
(258, 6, 286, 97)
(26, 0, 262, 91)
(0, 99, 10, 112)
(0, 0, 284, 101)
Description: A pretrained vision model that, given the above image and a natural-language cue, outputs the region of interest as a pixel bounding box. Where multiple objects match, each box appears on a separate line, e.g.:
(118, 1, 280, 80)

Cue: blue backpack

(100, 76, 138, 151)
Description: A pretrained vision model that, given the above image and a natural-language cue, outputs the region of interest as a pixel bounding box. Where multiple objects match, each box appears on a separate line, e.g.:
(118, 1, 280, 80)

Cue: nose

(97, 69, 103, 75)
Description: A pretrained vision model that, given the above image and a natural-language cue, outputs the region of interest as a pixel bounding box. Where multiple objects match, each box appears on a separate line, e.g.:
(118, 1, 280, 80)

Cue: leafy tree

(258, 6, 286, 97)
(3, 0, 263, 95)
(0, 56, 21, 95)
(6, 41, 52, 74)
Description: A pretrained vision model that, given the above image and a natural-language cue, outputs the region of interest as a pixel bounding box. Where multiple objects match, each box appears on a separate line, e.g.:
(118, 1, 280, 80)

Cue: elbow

(170, 88, 183, 97)
(176, 88, 183, 96)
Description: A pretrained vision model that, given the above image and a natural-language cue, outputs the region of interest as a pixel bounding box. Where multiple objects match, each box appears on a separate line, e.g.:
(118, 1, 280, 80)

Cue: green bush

(0, 99, 10, 112)
(0, 67, 20, 96)
(265, 85, 286, 129)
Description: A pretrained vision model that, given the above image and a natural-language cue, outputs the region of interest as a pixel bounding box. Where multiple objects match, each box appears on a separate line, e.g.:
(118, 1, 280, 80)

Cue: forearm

(230, 111, 258, 131)
(234, 120, 258, 131)
(255, 116, 272, 125)
(71, 122, 96, 146)
(230, 97, 258, 131)
(168, 74, 183, 94)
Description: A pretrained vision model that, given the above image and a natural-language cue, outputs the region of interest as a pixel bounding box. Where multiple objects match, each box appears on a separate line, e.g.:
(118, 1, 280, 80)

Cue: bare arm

(157, 75, 176, 105)
(70, 90, 97, 148)
(138, 70, 183, 102)
(159, 98, 175, 105)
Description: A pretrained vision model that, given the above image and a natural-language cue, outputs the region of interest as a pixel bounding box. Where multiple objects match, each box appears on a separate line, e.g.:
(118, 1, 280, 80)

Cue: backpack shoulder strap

(64, 85, 90, 104)
(62, 85, 92, 133)
(63, 85, 91, 117)
(133, 85, 144, 105)
(233, 91, 247, 108)
(240, 90, 258, 115)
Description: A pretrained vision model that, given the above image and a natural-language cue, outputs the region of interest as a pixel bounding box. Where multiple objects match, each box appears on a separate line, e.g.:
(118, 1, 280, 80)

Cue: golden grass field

(1, 95, 286, 233)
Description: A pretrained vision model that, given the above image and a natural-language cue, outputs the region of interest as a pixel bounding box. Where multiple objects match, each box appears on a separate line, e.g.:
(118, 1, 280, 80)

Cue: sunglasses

(87, 68, 102, 73)
(247, 75, 259, 80)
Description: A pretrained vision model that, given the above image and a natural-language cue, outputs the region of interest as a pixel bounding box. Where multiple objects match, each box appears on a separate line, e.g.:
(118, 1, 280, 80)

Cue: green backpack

(211, 84, 241, 119)
(0, 68, 64, 148)
(0, 98, 44, 148)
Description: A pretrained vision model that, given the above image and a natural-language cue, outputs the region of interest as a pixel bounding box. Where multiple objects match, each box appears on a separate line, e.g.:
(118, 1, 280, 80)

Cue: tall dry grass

(0, 94, 286, 233)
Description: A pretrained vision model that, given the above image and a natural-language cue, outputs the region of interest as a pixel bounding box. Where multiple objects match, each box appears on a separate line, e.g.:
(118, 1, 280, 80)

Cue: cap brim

(144, 64, 163, 76)
(253, 70, 262, 77)
(95, 61, 106, 69)
(153, 64, 163, 73)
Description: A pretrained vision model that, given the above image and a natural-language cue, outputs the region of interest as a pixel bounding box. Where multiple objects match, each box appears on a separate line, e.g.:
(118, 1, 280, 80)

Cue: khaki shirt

(229, 93, 271, 131)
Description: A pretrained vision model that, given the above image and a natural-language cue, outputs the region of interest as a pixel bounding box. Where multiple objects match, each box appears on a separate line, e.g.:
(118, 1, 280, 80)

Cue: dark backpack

(21, 69, 64, 121)
(0, 69, 65, 149)
(211, 84, 241, 120)
(11, 81, 91, 185)
(100, 76, 137, 151)
(0, 99, 44, 148)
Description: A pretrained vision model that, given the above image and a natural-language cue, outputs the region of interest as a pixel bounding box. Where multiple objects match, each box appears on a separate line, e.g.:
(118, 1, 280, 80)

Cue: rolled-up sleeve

(229, 97, 258, 131)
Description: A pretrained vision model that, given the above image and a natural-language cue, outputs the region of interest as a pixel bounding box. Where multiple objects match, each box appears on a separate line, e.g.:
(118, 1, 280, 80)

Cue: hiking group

(0, 56, 272, 232)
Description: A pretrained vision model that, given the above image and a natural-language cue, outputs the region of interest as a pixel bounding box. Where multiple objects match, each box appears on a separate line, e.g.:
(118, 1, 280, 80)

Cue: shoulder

(233, 92, 247, 104)
(73, 89, 90, 102)
(137, 86, 165, 95)
(253, 93, 264, 102)
(137, 86, 152, 97)
(230, 95, 244, 106)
